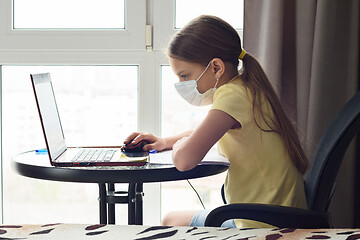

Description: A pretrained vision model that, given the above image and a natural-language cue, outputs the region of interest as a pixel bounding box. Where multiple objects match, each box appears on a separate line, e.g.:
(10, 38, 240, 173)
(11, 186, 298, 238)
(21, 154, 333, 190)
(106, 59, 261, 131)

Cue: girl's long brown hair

(168, 15, 309, 175)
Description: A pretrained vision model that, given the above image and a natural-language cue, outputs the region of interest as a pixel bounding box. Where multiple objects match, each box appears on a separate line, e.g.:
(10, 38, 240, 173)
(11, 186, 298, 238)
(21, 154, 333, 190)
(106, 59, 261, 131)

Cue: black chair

(205, 92, 360, 228)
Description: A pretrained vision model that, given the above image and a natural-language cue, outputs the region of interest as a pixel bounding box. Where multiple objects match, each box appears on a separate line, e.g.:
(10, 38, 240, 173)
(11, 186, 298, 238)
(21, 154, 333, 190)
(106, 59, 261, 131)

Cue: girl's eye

(180, 74, 188, 80)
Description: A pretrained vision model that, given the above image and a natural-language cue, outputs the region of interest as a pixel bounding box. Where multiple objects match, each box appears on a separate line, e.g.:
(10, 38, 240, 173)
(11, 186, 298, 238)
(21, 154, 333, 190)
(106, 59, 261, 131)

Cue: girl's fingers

(124, 132, 162, 151)
(124, 132, 141, 144)
(132, 133, 155, 145)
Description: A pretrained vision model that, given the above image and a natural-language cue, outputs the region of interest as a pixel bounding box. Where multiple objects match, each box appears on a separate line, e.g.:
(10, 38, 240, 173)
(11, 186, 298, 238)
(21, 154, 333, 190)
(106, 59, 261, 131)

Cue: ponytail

(240, 53, 309, 175)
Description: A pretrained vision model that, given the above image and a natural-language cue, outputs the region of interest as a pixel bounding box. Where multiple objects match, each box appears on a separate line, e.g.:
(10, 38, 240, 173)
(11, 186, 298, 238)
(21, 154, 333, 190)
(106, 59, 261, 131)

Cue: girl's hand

(124, 132, 167, 152)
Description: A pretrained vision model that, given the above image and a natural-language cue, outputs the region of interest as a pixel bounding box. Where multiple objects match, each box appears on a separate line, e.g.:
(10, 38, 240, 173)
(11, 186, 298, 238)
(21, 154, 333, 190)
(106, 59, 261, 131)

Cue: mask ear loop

(195, 61, 212, 82)
(214, 77, 220, 89)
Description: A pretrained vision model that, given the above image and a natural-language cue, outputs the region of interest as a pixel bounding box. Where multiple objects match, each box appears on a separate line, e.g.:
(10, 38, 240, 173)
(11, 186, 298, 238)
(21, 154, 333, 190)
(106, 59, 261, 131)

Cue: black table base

(98, 183, 144, 225)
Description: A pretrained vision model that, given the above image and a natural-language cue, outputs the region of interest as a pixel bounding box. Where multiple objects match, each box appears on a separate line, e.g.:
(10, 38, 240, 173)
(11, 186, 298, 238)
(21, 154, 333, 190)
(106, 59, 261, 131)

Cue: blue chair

(205, 92, 360, 228)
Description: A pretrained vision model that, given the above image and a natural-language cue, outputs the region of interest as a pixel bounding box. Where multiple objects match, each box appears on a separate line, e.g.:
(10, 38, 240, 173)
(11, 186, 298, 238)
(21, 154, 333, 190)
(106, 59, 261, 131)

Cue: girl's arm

(163, 130, 193, 150)
(124, 130, 193, 152)
(172, 109, 240, 171)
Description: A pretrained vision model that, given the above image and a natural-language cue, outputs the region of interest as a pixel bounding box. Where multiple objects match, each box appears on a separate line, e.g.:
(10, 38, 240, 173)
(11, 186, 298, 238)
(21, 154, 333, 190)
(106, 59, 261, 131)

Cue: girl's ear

(211, 58, 225, 79)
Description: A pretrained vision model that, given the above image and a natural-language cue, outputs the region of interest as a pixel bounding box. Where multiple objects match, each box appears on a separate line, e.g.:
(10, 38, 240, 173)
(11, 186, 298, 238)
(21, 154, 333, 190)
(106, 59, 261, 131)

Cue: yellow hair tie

(239, 49, 247, 60)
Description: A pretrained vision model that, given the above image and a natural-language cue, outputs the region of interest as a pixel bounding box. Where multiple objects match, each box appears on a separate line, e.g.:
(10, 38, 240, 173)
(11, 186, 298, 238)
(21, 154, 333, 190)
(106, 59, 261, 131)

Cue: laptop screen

(31, 73, 67, 160)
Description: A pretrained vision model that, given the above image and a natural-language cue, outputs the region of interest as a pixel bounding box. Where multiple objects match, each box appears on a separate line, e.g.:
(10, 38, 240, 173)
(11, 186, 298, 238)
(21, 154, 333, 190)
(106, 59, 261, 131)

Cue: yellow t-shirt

(211, 76, 307, 228)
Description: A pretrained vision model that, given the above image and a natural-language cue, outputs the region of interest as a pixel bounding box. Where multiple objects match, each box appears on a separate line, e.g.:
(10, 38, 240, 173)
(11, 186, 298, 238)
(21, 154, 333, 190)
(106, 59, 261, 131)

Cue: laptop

(30, 73, 148, 167)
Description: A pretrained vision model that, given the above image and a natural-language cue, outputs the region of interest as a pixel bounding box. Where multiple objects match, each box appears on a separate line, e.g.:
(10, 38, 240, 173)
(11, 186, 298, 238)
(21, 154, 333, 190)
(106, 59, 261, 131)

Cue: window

(1, 0, 244, 225)
(154, 0, 243, 50)
(0, 0, 144, 51)
(13, 0, 125, 29)
(174, 0, 244, 29)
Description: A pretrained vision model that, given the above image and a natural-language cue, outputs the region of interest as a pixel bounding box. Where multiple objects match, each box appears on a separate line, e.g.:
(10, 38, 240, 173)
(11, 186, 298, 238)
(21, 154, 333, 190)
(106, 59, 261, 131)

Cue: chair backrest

(305, 92, 360, 212)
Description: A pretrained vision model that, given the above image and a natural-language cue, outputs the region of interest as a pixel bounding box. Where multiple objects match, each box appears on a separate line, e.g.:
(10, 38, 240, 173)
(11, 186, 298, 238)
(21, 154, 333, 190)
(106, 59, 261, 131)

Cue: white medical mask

(174, 61, 219, 106)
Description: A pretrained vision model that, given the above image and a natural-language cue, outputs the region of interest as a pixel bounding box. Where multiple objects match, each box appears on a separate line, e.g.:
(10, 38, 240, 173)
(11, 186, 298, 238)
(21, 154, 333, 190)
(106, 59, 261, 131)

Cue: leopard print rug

(0, 223, 359, 239)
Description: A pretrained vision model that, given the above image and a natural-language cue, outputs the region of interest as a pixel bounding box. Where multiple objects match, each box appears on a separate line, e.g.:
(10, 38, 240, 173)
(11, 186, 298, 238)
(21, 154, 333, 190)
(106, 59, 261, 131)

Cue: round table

(12, 150, 229, 225)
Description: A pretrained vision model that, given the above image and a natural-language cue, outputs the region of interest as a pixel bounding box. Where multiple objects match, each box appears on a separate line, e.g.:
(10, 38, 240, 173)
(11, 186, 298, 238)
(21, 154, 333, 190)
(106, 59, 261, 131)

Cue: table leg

(100, 183, 143, 225)
(128, 183, 136, 224)
(98, 183, 107, 224)
(107, 183, 115, 224)
(135, 183, 144, 225)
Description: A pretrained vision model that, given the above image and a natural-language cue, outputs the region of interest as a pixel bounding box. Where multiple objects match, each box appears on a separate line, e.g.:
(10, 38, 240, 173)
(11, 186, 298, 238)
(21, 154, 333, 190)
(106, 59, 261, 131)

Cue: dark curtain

(243, 0, 360, 227)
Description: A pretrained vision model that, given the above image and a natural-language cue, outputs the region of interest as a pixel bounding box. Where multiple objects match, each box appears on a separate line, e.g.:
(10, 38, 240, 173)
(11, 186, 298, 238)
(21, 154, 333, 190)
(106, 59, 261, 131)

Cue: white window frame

(153, 0, 243, 50)
(0, 0, 145, 51)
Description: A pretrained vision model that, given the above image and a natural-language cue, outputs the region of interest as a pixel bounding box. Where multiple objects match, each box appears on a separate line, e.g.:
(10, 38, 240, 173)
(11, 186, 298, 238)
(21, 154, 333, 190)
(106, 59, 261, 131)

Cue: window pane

(160, 66, 226, 217)
(175, 0, 243, 29)
(13, 0, 125, 29)
(2, 65, 137, 224)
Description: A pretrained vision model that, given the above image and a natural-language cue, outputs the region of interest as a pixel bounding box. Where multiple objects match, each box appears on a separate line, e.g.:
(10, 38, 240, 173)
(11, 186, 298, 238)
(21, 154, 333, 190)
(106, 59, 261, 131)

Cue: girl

(124, 15, 309, 228)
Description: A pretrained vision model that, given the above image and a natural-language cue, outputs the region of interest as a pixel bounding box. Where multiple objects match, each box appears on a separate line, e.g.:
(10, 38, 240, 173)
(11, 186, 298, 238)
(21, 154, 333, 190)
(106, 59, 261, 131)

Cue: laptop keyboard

(72, 149, 117, 162)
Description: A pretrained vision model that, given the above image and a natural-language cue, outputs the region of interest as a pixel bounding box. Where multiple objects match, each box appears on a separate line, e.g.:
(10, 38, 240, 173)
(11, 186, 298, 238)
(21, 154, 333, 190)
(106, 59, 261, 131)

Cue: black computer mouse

(122, 140, 149, 153)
